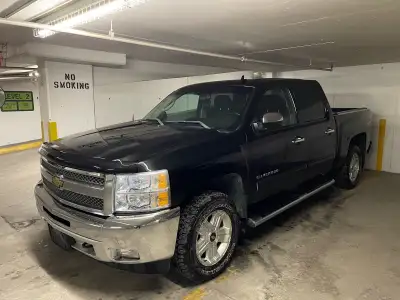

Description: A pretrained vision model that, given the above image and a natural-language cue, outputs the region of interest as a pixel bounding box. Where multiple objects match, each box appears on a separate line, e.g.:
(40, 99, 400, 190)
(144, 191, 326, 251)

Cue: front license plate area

(48, 225, 76, 251)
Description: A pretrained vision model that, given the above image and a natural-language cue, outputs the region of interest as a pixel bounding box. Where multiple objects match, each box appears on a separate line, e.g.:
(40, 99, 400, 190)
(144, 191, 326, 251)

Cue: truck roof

(183, 78, 317, 89)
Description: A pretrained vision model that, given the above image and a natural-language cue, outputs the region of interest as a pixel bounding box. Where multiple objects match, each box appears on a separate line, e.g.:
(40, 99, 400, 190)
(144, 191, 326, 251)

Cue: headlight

(114, 170, 170, 213)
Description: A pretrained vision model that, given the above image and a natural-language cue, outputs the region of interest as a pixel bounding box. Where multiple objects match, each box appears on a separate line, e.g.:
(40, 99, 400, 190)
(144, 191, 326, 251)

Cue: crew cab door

(243, 86, 308, 203)
(289, 81, 337, 178)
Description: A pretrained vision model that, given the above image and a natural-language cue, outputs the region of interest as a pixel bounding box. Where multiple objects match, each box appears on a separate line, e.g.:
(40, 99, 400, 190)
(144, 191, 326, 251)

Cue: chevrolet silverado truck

(35, 78, 372, 283)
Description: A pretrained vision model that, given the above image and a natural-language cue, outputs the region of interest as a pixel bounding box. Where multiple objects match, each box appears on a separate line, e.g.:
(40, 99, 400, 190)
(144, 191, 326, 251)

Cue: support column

(38, 60, 57, 142)
(38, 60, 95, 141)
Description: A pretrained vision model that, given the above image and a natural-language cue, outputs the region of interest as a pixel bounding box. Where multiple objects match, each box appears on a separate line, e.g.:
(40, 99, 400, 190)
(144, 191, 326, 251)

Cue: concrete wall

(94, 77, 188, 128)
(281, 63, 400, 173)
(0, 81, 41, 146)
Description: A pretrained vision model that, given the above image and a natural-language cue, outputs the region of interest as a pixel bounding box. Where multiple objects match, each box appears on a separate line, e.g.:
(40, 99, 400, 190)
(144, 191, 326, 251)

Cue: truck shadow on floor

(27, 185, 355, 293)
(27, 228, 178, 298)
(231, 185, 355, 272)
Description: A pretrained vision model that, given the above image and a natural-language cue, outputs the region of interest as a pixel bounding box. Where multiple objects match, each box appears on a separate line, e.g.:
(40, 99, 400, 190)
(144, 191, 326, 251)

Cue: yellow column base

(48, 121, 58, 142)
(376, 119, 386, 171)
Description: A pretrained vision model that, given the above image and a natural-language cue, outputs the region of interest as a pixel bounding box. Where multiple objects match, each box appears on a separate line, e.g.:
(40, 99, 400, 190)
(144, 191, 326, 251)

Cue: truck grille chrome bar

(41, 158, 105, 186)
(40, 157, 108, 215)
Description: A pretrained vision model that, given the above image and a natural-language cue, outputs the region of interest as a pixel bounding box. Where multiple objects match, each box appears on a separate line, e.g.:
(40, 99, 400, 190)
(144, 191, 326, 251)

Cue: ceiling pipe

(0, 66, 37, 70)
(0, 69, 39, 80)
(0, 18, 333, 71)
(239, 41, 336, 56)
(0, 76, 31, 81)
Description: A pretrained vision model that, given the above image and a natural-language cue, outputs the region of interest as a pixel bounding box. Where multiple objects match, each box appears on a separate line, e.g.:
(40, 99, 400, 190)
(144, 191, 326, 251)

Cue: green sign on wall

(1, 91, 34, 112)
(1, 102, 18, 111)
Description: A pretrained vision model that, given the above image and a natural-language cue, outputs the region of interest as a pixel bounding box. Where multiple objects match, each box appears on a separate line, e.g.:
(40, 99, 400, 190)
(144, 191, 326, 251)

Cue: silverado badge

(52, 175, 64, 189)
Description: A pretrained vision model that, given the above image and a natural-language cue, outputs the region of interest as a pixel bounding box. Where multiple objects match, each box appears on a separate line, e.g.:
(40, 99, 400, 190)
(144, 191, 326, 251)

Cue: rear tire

(336, 145, 363, 189)
(172, 192, 239, 283)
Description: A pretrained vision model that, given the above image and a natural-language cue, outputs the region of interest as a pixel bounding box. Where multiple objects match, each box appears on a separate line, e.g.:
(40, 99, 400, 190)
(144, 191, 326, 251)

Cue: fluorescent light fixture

(10, 0, 70, 21)
(34, 0, 147, 38)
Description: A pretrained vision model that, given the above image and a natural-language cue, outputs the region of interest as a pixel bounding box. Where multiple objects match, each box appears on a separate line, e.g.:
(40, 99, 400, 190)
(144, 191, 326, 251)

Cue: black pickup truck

(35, 78, 371, 283)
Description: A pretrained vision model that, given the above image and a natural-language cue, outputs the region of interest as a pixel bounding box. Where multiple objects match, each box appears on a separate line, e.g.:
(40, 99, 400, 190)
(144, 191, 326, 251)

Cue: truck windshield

(144, 85, 253, 131)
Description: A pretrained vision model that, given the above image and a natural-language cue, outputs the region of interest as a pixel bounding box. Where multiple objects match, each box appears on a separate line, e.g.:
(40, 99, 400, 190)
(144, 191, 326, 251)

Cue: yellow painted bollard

(376, 119, 386, 171)
(48, 121, 58, 142)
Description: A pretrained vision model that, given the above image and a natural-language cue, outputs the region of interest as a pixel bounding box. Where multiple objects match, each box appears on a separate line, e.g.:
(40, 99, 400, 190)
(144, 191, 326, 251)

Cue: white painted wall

(94, 71, 253, 128)
(46, 61, 95, 138)
(94, 60, 235, 86)
(95, 77, 188, 128)
(281, 63, 400, 173)
(0, 81, 41, 146)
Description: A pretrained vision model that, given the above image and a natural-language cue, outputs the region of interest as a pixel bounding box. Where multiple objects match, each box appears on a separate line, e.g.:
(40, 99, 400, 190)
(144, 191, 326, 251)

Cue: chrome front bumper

(35, 183, 180, 264)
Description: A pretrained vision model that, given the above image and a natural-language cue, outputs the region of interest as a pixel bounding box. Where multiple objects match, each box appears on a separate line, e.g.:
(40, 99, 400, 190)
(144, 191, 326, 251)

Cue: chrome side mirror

(253, 112, 284, 132)
(0, 88, 5, 108)
(262, 112, 283, 124)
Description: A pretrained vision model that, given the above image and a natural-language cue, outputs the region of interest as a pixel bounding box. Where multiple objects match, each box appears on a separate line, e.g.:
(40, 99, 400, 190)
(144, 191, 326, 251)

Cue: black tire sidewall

(345, 146, 362, 188)
(173, 192, 239, 283)
(191, 200, 239, 278)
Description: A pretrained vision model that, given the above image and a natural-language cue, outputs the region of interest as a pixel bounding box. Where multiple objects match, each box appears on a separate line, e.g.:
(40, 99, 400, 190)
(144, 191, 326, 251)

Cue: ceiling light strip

(0, 18, 333, 71)
(33, 0, 147, 38)
(29, 0, 77, 22)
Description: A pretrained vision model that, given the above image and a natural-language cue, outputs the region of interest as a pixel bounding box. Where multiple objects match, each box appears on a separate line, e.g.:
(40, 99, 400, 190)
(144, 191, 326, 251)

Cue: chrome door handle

(292, 137, 305, 144)
(325, 128, 335, 135)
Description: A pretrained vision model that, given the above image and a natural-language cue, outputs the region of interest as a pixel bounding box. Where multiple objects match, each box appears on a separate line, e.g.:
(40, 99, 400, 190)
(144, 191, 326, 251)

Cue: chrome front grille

(41, 158, 105, 186)
(42, 177, 104, 210)
(40, 157, 107, 214)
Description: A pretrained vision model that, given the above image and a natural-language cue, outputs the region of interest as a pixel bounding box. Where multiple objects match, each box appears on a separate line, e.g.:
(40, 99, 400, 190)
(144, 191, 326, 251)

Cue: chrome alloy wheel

(349, 152, 360, 183)
(195, 210, 232, 267)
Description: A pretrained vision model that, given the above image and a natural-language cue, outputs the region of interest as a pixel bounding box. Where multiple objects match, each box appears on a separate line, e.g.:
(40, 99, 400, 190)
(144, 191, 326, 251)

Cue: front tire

(336, 145, 363, 189)
(172, 192, 239, 283)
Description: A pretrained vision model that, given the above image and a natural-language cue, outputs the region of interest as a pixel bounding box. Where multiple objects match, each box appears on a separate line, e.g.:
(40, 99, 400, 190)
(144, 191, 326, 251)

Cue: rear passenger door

(289, 81, 337, 178)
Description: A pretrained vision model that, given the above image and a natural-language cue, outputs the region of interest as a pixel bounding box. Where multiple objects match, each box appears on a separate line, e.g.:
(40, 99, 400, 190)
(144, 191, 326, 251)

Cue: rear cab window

(290, 81, 328, 123)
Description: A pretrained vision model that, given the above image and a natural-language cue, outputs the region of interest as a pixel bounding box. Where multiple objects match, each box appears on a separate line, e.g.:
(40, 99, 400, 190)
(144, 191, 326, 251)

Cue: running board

(247, 179, 335, 228)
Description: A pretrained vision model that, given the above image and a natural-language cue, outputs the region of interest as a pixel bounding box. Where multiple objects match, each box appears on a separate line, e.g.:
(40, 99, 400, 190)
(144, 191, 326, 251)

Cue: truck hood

(43, 121, 224, 172)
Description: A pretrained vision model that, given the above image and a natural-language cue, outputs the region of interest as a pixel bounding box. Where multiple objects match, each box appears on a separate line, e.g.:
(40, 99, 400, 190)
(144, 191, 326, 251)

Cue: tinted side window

(291, 82, 327, 123)
(253, 88, 296, 130)
(167, 93, 199, 114)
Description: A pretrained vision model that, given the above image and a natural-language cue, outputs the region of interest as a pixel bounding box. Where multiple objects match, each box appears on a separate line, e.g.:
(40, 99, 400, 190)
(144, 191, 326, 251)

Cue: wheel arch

(207, 173, 248, 219)
(349, 133, 367, 166)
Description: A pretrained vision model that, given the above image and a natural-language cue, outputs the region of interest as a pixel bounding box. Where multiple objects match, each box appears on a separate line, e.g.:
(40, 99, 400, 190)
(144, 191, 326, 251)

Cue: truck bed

(332, 107, 368, 115)
(333, 107, 372, 161)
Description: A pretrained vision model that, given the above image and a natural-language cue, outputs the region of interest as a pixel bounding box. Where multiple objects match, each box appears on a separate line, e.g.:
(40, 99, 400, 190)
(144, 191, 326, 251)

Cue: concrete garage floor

(0, 150, 399, 300)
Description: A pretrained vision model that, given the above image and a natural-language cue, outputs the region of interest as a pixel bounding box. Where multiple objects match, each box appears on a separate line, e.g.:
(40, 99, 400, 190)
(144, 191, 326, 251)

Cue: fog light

(113, 249, 140, 261)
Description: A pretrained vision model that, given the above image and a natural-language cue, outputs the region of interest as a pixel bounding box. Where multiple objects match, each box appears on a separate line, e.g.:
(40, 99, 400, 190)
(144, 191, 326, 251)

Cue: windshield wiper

(166, 121, 210, 129)
(142, 118, 164, 126)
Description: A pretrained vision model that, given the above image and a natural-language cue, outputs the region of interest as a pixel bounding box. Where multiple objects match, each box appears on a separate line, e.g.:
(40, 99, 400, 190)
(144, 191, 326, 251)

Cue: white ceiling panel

(0, 0, 22, 13)
(76, 0, 400, 66)
(1, 0, 400, 69)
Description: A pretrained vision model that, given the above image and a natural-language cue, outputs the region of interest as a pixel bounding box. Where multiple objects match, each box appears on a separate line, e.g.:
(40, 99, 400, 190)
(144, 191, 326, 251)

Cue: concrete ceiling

(1, 0, 400, 70)
(0, 0, 22, 12)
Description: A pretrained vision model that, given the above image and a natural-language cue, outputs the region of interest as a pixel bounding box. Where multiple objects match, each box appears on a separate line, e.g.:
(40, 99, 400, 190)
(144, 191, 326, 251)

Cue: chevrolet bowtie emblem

(52, 175, 64, 189)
